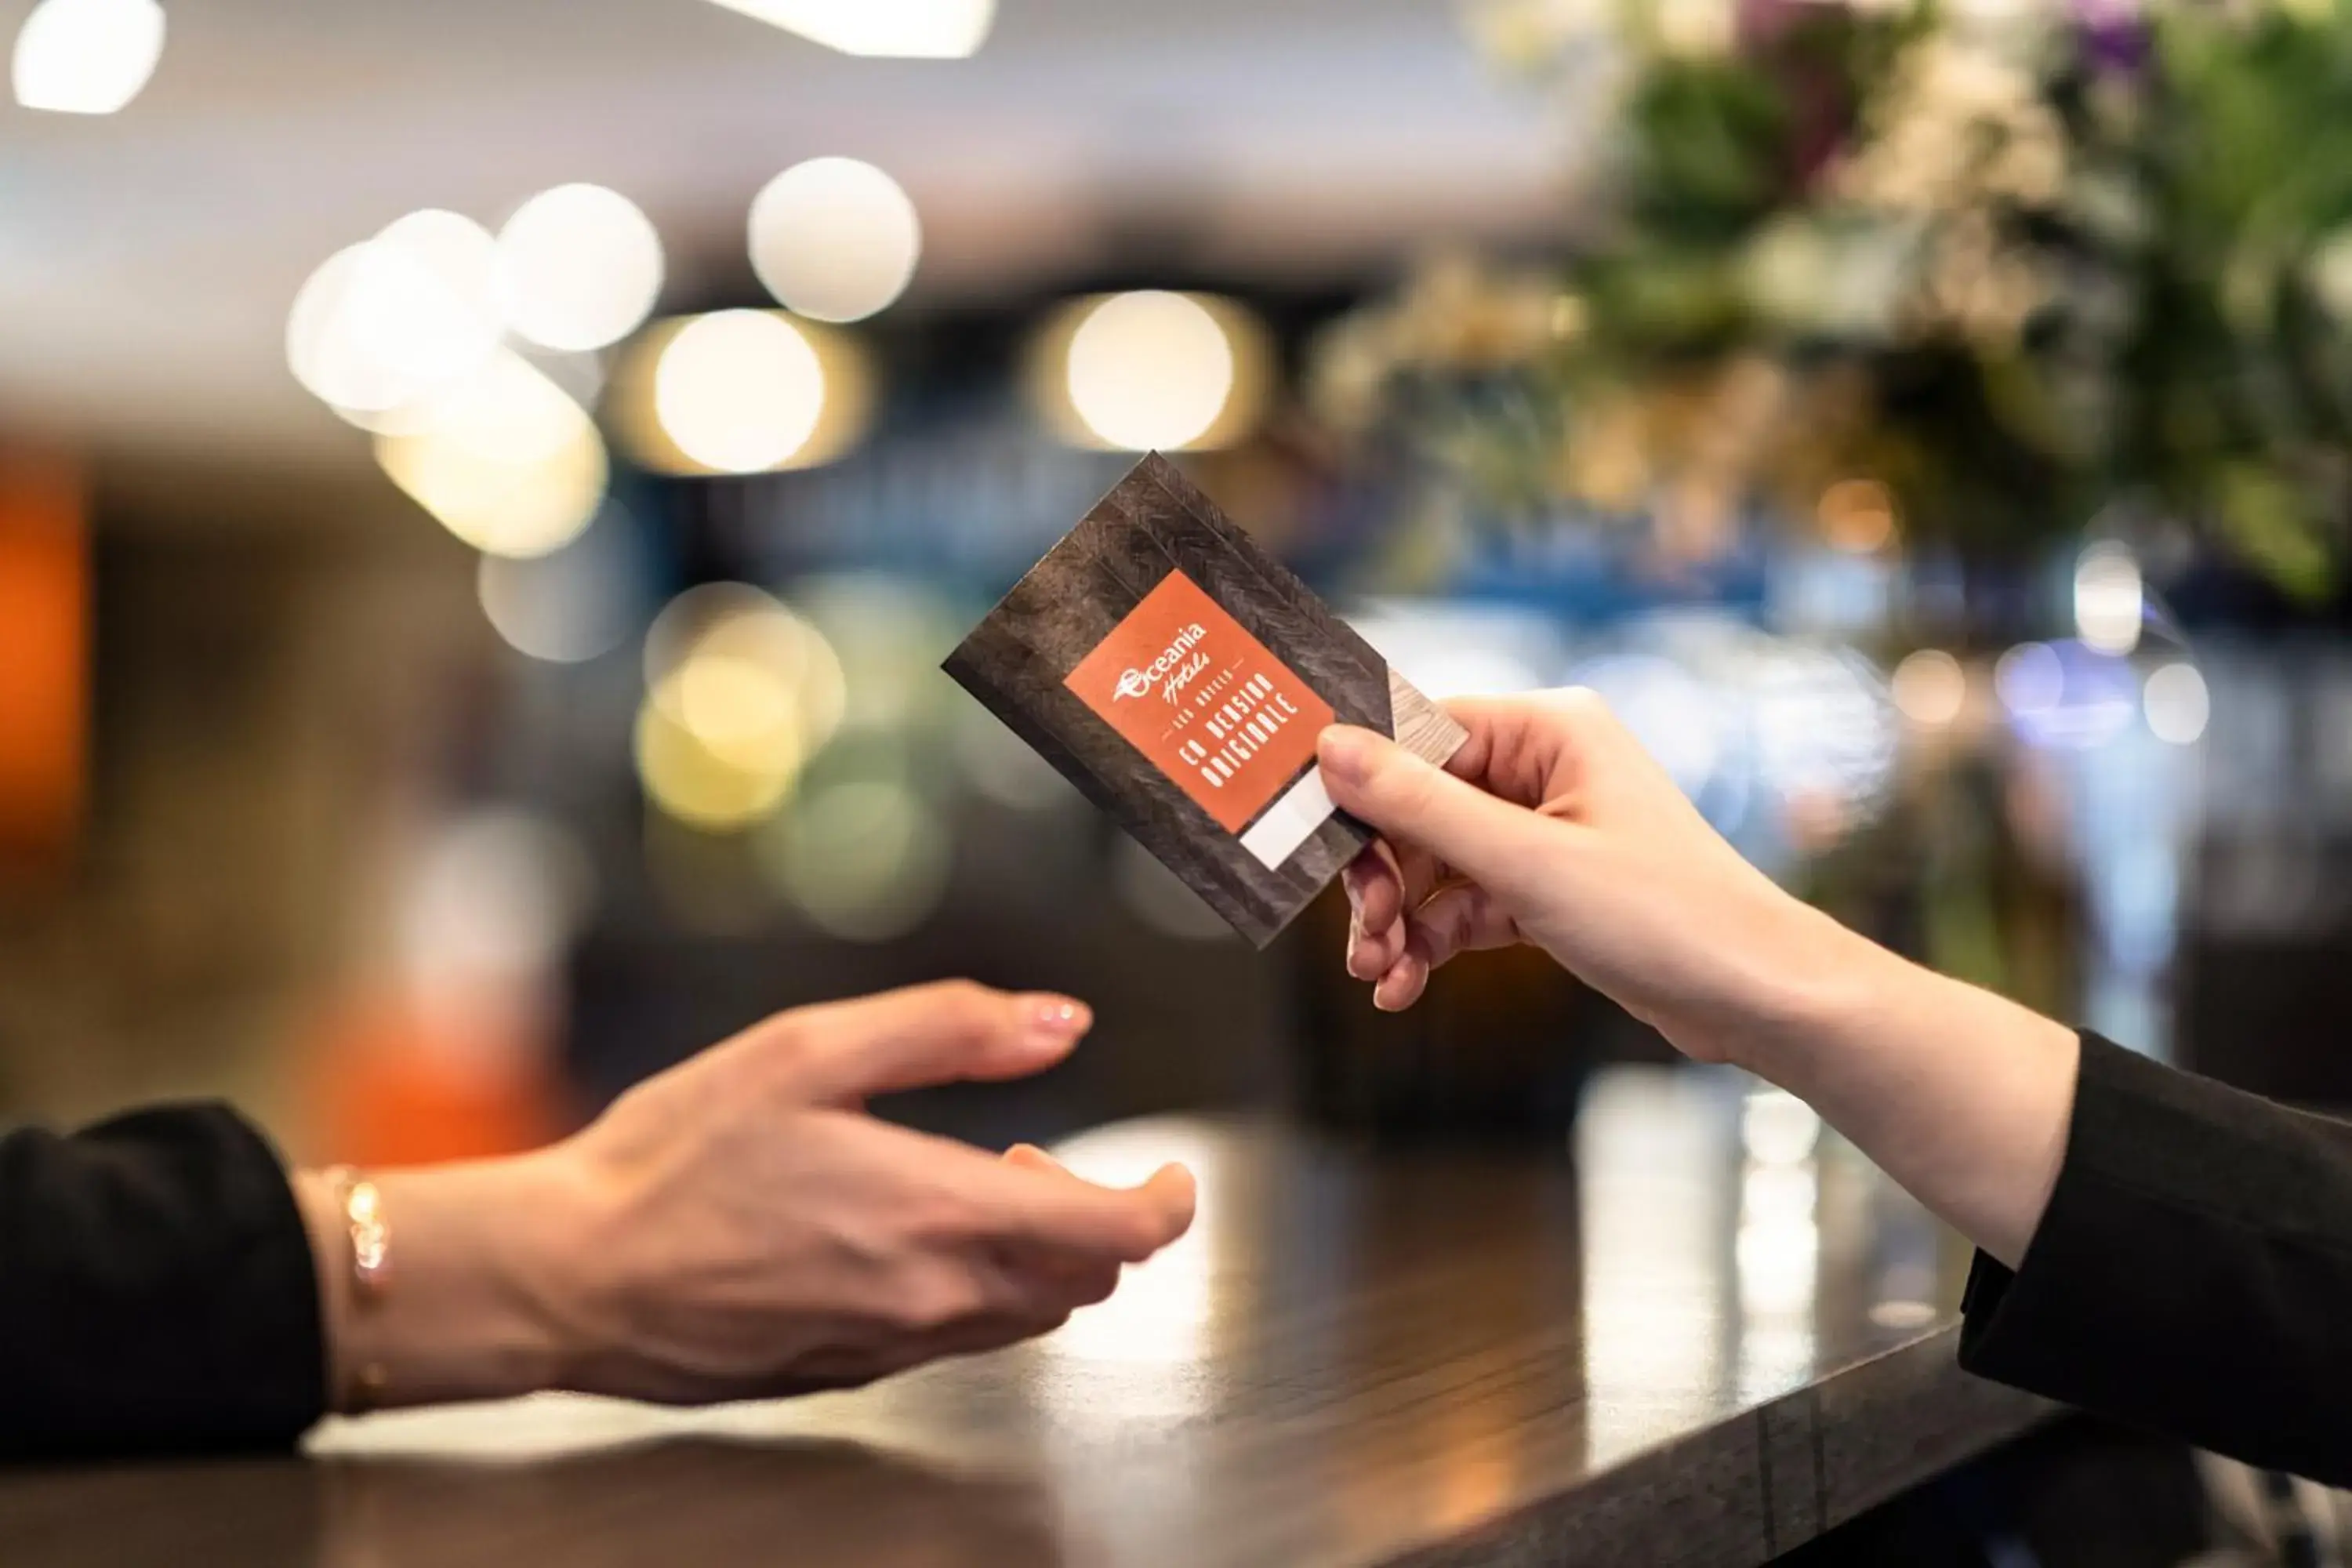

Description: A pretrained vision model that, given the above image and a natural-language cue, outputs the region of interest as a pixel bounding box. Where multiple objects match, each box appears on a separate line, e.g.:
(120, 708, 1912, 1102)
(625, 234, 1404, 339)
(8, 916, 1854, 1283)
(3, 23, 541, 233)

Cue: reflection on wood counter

(0, 1068, 2050, 1568)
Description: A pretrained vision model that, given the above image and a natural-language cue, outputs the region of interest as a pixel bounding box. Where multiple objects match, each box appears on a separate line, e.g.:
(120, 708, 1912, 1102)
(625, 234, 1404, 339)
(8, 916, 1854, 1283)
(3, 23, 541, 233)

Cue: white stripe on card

(1238, 768, 1336, 870)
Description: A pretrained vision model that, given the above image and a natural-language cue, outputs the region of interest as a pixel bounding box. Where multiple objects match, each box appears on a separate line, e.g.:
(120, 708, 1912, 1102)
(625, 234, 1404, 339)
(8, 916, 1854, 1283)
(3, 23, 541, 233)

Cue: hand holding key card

(944, 453, 1465, 946)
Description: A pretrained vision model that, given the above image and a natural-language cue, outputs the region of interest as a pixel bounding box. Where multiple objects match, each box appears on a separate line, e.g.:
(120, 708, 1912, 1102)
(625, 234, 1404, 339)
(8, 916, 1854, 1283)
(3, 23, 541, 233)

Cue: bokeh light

(1570, 626, 1899, 851)
(1749, 643, 1896, 824)
(1345, 601, 1562, 701)
(1066, 292, 1233, 451)
(654, 310, 827, 474)
(636, 584, 848, 831)
(1994, 642, 2063, 716)
(1870, 1299, 1941, 1332)
(1737, 1083, 1824, 1343)
(1741, 1088, 1821, 1166)
(1736, 1162, 1819, 1319)
(1025, 289, 1271, 453)
(634, 697, 802, 832)
(1574, 653, 1722, 799)
(289, 244, 413, 413)
(793, 574, 960, 734)
(397, 809, 594, 1007)
(495, 183, 665, 352)
(1816, 479, 1896, 554)
(706, 0, 996, 58)
(393, 808, 597, 1064)
(647, 583, 847, 754)
(2000, 641, 2140, 750)
(325, 390, 472, 439)
(2073, 542, 2144, 656)
(1737, 1087, 1823, 1345)
(760, 776, 953, 941)
(476, 501, 640, 664)
(612, 312, 873, 477)
(1033, 291, 1271, 452)
(11, 0, 163, 114)
(2145, 662, 2211, 746)
(372, 209, 503, 369)
(289, 213, 503, 418)
(374, 350, 608, 558)
(749, 158, 922, 324)
(1890, 648, 1965, 728)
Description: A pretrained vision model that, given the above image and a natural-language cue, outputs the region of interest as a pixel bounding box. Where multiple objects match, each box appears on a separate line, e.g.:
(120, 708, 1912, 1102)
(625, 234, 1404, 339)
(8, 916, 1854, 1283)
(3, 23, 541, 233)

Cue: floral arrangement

(1315, 0, 2352, 597)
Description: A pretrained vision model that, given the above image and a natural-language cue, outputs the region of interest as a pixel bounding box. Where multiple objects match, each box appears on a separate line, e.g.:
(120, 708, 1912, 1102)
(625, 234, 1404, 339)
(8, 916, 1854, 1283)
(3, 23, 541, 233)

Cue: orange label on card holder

(1064, 569, 1334, 834)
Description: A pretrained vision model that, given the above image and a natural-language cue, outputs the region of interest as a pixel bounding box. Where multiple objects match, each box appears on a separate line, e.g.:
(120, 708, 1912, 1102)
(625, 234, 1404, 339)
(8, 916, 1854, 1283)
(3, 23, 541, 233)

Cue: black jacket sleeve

(0, 1103, 326, 1461)
(1960, 1032, 2352, 1486)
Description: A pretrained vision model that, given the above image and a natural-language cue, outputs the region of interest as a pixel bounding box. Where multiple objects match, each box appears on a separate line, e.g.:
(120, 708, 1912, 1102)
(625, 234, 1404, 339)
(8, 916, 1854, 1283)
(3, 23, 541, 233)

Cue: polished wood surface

(0, 1069, 2049, 1567)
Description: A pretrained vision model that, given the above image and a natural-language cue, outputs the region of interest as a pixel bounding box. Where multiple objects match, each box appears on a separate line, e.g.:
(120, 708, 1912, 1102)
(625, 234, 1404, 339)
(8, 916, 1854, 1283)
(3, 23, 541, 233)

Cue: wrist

(307, 1148, 595, 1412)
(1710, 909, 2082, 1266)
(1711, 896, 1914, 1083)
(292, 1168, 358, 1410)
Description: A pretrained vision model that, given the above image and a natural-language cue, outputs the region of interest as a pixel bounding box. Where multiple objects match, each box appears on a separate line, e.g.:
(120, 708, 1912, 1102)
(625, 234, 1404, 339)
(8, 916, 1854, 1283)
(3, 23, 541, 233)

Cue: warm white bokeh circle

(373, 350, 607, 558)
(11, 0, 165, 114)
(653, 310, 826, 474)
(288, 211, 503, 416)
(1065, 291, 1236, 452)
(495, 183, 665, 352)
(749, 157, 923, 323)
(1890, 648, 1966, 728)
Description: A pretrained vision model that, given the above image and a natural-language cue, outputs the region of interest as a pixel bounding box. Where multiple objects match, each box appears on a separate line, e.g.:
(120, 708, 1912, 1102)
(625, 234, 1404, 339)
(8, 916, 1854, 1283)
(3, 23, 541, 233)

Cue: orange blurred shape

(305, 996, 569, 1167)
(0, 449, 86, 877)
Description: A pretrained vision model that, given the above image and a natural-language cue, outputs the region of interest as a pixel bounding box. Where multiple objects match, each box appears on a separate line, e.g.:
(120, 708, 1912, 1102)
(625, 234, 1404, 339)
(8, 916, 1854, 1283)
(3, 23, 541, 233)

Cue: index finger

(1438, 689, 1606, 808)
(771, 981, 1094, 1105)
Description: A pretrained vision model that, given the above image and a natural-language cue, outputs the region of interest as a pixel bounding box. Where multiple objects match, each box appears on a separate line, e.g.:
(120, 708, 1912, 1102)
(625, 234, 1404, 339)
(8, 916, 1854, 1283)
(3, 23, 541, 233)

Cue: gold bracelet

(322, 1165, 391, 1412)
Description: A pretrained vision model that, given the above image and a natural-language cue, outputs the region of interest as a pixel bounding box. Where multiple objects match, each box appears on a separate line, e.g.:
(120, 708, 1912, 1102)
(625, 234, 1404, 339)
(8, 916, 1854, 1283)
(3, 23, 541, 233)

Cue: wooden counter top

(0, 1069, 2049, 1566)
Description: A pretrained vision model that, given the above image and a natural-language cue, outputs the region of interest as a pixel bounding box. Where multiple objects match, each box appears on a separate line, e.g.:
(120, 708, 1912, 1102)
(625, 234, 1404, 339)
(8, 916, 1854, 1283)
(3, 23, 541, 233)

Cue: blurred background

(2, 0, 2349, 1171)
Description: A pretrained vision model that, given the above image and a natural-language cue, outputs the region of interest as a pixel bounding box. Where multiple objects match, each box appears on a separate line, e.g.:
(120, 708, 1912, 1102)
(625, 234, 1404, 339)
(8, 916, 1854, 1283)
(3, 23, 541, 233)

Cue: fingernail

(1339, 862, 1365, 913)
(1318, 725, 1376, 789)
(1026, 996, 1092, 1047)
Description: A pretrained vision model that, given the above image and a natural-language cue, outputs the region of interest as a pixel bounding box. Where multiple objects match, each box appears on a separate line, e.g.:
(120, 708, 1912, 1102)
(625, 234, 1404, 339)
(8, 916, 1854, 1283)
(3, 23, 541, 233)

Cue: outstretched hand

(311, 982, 1196, 1410)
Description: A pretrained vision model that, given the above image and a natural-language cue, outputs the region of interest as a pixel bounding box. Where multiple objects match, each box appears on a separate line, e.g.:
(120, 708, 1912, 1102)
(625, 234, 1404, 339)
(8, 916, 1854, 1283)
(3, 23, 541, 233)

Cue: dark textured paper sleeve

(945, 453, 1463, 946)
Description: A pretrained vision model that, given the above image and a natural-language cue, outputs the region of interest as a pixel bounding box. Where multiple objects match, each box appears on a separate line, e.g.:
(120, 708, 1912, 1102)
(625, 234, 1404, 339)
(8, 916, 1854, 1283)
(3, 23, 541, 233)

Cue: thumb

(1317, 725, 1556, 897)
